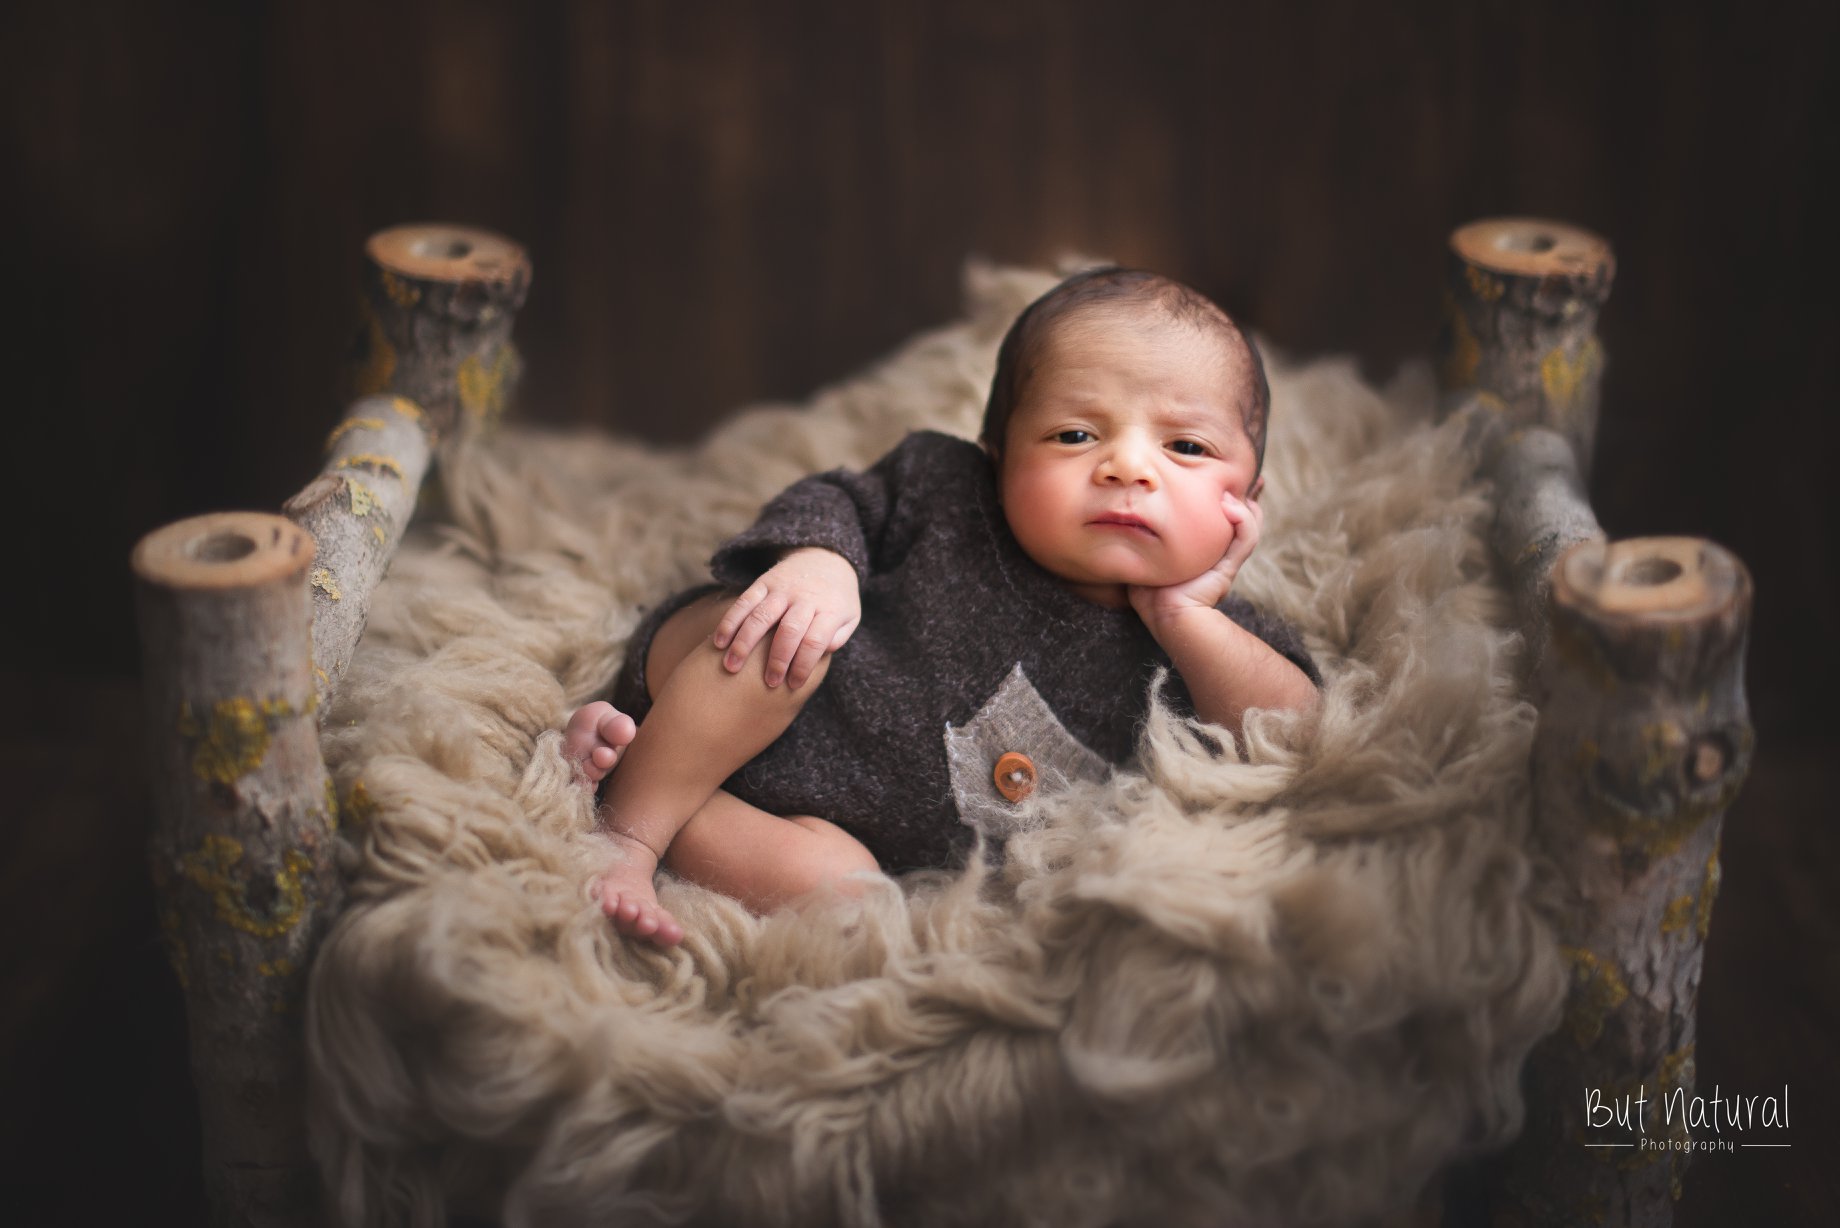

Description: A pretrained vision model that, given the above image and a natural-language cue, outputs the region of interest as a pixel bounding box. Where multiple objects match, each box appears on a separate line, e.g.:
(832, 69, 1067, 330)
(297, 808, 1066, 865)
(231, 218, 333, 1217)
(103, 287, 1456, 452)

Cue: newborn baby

(563, 268, 1322, 945)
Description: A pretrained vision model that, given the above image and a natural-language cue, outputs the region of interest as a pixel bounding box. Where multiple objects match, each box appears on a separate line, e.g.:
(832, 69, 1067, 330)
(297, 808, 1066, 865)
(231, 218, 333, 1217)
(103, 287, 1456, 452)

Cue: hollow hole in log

(244, 872, 279, 915)
(1687, 734, 1731, 786)
(188, 532, 257, 563)
(1494, 231, 1557, 254)
(412, 237, 473, 260)
(1620, 557, 1683, 586)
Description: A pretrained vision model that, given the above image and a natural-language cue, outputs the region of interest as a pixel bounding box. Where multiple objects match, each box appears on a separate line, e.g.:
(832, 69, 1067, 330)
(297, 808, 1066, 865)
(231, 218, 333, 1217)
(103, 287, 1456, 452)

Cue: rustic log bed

(131, 218, 1752, 1228)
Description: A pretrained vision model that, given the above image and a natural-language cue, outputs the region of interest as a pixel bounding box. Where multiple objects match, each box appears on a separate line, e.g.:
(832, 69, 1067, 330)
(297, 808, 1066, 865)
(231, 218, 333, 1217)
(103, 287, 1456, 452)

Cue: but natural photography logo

(1584, 1082, 1791, 1154)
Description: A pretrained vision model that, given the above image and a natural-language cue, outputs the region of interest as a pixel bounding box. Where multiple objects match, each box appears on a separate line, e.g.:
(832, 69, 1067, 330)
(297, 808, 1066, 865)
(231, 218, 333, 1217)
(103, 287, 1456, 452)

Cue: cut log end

(132, 512, 315, 593)
(1451, 217, 1614, 286)
(1554, 537, 1746, 625)
(365, 223, 530, 289)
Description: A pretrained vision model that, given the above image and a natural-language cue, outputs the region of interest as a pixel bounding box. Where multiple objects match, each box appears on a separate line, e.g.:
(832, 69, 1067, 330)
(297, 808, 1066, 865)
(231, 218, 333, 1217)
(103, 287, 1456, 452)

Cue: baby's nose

(1101, 445, 1158, 485)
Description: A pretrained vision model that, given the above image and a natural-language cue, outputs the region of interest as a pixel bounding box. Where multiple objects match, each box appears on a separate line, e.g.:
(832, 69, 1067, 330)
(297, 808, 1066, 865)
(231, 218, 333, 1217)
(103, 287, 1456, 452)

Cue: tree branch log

(1456, 405, 1606, 668)
(282, 395, 433, 711)
(288, 223, 532, 711)
(133, 224, 535, 1225)
(351, 223, 531, 443)
(1494, 539, 1754, 1225)
(1438, 217, 1615, 475)
(132, 513, 342, 1228)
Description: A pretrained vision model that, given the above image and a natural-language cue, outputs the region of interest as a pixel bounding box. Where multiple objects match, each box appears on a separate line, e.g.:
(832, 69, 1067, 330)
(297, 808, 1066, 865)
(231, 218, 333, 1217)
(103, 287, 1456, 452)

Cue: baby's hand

(713, 546, 861, 689)
(1128, 488, 1263, 627)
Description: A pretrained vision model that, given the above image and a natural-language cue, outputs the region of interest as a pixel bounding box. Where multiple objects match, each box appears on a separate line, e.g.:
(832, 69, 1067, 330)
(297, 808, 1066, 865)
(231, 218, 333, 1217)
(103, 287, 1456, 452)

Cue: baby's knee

(646, 591, 738, 700)
(791, 816, 881, 885)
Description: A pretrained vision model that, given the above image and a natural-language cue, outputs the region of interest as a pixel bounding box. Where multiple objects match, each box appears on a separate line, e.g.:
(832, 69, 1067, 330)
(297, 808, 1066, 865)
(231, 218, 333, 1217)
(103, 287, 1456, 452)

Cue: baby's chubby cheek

(1159, 516, 1236, 584)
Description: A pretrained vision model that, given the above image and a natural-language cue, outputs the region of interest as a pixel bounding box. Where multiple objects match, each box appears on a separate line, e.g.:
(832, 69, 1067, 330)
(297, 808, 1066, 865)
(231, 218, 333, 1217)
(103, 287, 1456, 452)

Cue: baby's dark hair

(979, 267, 1270, 475)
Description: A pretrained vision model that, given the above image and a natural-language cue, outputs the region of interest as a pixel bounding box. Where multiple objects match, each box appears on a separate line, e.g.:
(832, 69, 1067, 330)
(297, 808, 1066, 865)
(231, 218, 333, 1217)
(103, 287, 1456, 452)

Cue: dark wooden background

(4, 1, 1834, 1223)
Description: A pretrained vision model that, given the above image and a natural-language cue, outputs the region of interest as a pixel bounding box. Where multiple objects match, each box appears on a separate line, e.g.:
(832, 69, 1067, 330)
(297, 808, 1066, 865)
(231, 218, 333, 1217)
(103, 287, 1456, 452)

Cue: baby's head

(980, 268, 1270, 606)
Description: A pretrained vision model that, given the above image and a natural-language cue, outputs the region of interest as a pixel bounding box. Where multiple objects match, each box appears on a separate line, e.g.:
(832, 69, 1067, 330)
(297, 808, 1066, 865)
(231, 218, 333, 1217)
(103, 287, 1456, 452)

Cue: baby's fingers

(764, 607, 817, 688)
(713, 583, 767, 650)
(1221, 492, 1262, 568)
(723, 589, 788, 671)
(786, 613, 852, 690)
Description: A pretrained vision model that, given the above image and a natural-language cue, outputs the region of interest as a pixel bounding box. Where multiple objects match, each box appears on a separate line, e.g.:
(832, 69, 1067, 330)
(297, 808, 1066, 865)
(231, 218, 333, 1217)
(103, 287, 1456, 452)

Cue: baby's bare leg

(595, 592, 832, 944)
(665, 791, 879, 915)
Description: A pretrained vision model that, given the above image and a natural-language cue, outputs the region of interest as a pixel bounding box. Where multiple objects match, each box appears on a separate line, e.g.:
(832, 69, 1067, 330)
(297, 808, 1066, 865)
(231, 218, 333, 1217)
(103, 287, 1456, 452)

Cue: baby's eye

(1169, 440, 1209, 456)
(1054, 430, 1094, 445)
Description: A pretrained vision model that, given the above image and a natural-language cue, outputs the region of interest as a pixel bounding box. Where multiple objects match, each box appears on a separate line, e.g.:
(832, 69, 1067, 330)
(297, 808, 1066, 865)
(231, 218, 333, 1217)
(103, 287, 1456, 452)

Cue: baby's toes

(563, 701, 616, 761)
(596, 707, 637, 750)
(634, 905, 684, 947)
(608, 894, 640, 927)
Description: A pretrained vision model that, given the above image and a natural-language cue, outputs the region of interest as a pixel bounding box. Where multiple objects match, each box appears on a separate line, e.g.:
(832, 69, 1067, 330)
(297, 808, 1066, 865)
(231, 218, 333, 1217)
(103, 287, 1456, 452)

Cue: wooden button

(993, 752, 1037, 803)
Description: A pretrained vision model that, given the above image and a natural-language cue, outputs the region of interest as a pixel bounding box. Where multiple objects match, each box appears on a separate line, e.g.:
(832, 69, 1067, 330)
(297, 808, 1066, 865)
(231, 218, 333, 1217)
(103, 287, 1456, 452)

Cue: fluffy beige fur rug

(306, 264, 1565, 1227)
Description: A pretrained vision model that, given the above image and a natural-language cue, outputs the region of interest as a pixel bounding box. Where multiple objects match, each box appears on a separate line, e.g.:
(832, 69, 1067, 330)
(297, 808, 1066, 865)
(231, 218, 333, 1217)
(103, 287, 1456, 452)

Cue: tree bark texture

(132, 512, 343, 1228)
(1456, 402, 1606, 670)
(282, 394, 434, 711)
(1494, 538, 1754, 1227)
(351, 223, 531, 446)
(1438, 218, 1615, 475)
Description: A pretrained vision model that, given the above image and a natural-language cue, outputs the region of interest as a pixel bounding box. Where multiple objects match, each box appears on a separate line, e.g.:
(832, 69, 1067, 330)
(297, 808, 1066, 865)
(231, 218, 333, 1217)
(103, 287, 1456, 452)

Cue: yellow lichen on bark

(325, 417, 386, 453)
(378, 270, 420, 308)
(1464, 264, 1505, 302)
(311, 568, 342, 600)
(336, 453, 405, 480)
(1560, 945, 1630, 1048)
(181, 835, 313, 939)
(180, 698, 270, 784)
(345, 476, 378, 517)
(1696, 847, 1722, 940)
(1540, 337, 1601, 417)
(457, 344, 518, 424)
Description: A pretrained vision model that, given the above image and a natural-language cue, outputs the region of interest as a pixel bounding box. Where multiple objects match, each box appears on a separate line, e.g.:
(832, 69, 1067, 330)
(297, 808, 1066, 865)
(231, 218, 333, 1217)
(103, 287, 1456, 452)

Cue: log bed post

(1440, 218, 1756, 1226)
(1439, 217, 1615, 476)
(1499, 539, 1754, 1226)
(133, 223, 530, 1224)
(133, 514, 340, 1227)
(350, 222, 531, 439)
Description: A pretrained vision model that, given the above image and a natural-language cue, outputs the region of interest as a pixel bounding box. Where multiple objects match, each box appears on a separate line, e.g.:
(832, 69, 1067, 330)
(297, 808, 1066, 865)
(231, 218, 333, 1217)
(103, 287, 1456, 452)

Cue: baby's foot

(593, 832, 684, 946)
(562, 701, 638, 788)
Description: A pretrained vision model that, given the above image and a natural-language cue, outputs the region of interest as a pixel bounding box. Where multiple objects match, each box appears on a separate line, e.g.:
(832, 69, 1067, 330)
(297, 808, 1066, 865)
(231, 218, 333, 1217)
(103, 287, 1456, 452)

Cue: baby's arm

(1145, 608, 1319, 733)
(1131, 490, 1318, 733)
(703, 432, 946, 688)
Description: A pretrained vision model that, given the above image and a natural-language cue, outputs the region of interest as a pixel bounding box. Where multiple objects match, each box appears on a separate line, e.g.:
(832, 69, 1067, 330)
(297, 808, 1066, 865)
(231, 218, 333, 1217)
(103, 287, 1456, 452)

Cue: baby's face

(994, 309, 1260, 606)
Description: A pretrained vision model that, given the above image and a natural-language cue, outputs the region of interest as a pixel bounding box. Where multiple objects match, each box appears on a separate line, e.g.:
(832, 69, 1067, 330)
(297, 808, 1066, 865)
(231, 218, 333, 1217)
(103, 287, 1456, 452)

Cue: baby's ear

(1247, 475, 1265, 503)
